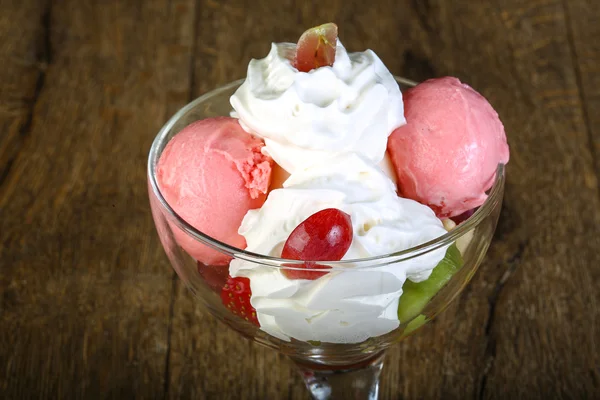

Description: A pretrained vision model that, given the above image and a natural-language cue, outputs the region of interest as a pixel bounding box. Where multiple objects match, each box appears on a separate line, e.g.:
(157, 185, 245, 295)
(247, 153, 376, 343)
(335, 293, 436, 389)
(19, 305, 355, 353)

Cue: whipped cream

(229, 40, 447, 343)
(230, 154, 448, 343)
(230, 41, 406, 174)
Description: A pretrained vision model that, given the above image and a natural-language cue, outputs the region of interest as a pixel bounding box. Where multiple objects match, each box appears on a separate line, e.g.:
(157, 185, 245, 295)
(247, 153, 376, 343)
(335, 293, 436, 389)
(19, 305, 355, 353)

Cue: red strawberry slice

(197, 262, 229, 293)
(282, 208, 353, 280)
(221, 276, 259, 326)
(293, 23, 338, 73)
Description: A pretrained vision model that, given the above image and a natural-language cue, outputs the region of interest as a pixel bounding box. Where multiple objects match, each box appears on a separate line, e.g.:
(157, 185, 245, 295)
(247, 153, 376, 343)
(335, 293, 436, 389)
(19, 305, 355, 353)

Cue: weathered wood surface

(1, 0, 599, 398)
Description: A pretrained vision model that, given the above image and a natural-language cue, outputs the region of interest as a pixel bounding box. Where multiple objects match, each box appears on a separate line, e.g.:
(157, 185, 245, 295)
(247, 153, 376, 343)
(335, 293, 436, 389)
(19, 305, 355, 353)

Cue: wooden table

(1, 0, 599, 398)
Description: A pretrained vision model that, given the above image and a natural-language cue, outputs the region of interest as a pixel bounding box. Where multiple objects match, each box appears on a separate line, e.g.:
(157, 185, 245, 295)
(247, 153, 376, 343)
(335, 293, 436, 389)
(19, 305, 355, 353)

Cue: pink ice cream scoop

(388, 77, 509, 218)
(157, 117, 272, 265)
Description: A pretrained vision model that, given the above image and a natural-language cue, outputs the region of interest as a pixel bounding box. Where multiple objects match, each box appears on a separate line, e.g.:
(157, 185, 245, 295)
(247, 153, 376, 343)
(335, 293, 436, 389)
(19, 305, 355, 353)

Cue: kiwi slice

(403, 314, 428, 336)
(397, 243, 463, 323)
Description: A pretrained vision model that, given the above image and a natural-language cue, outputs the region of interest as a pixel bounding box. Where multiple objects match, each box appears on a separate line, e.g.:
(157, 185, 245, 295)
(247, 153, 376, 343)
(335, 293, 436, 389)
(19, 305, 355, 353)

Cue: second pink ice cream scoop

(388, 77, 509, 218)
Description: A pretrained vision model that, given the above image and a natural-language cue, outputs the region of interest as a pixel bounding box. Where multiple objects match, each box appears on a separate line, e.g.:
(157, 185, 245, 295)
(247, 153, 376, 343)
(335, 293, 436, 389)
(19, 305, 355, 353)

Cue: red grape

(293, 23, 338, 73)
(281, 208, 353, 280)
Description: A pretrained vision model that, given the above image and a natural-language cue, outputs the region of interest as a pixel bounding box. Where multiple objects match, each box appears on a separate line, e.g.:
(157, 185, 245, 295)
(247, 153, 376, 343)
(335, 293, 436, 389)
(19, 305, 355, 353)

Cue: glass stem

(291, 351, 386, 400)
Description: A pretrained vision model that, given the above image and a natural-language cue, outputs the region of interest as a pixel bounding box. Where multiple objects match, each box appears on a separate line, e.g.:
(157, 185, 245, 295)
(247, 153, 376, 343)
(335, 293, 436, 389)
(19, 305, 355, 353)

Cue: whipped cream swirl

(229, 41, 447, 343)
(230, 41, 406, 173)
(230, 154, 447, 343)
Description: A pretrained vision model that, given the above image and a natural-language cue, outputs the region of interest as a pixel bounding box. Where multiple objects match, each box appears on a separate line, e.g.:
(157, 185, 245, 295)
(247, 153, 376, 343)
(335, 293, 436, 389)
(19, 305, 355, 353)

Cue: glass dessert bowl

(148, 77, 505, 399)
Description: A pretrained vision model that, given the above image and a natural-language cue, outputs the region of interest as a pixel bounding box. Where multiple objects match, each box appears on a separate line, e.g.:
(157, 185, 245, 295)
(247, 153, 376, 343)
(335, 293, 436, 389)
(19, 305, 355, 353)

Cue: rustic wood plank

(0, 0, 47, 194)
(0, 2, 52, 396)
(563, 0, 600, 188)
(464, 1, 600, 398)
(0, 0, 195, 397)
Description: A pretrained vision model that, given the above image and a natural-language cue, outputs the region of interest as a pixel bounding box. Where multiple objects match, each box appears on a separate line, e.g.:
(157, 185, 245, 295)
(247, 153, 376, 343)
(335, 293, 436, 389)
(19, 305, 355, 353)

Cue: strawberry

(221, 276, 259, 326)
(197, 262, 229, 293)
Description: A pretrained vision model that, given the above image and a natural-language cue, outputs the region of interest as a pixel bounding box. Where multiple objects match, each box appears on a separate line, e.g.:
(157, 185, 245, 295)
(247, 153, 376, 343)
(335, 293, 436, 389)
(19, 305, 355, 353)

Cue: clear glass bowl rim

(147, 76, 506, 270)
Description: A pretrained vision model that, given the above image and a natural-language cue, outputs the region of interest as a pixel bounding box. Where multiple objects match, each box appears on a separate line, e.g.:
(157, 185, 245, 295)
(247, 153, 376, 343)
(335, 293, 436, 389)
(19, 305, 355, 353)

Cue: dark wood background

(1, 0, 599, 398)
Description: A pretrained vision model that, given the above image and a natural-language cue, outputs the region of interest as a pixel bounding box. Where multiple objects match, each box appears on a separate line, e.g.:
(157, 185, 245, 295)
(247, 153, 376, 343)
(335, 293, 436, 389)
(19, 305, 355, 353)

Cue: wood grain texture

(0, 0, 47, 194)
(563, 0, 600, 185)
(1, 0, 599, 399)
